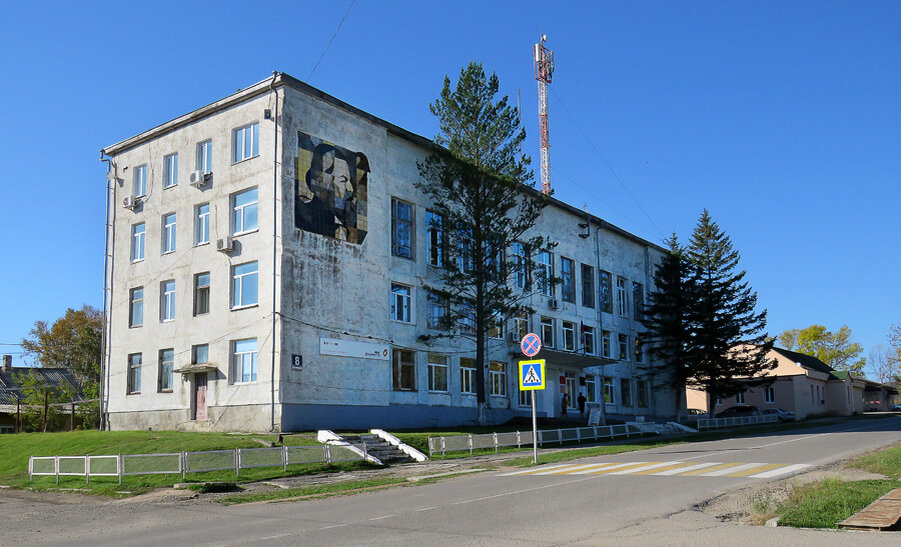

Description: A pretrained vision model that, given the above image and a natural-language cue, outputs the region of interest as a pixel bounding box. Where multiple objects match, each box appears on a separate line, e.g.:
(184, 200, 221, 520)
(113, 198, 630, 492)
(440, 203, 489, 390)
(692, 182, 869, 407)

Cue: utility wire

(308, 0, 356, 81)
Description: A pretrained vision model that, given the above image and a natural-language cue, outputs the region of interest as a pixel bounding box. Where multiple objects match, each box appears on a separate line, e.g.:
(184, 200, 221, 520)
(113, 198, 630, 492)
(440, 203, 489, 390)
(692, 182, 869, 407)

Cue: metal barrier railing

(695, 414, 778, 430)
(28, 442, 367, 484)
(427, 423, 644, 456)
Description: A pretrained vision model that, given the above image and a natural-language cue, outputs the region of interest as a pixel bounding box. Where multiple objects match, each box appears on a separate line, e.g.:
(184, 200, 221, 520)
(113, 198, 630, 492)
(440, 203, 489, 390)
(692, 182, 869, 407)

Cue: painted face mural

(295, 132, 370, 244)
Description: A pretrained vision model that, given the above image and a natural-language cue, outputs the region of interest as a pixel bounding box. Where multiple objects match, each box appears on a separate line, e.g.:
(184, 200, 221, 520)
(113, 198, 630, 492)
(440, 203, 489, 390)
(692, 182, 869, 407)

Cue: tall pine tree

(416, 63, 551, 423)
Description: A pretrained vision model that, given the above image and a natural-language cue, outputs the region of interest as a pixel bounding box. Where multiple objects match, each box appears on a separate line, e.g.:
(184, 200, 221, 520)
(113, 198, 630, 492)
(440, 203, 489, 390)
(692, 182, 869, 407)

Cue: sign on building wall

(319, 337, 389, 360)
(295, 131, 370, 243)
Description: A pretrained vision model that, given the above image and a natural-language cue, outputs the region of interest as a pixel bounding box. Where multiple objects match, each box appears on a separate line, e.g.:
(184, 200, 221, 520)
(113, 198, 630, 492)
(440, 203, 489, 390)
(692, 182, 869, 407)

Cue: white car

(762, 408, 796, 422)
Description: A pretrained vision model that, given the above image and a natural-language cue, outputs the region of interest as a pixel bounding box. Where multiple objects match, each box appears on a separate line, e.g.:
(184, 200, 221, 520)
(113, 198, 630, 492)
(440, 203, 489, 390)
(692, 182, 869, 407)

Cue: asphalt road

(3, 417, 900, 546)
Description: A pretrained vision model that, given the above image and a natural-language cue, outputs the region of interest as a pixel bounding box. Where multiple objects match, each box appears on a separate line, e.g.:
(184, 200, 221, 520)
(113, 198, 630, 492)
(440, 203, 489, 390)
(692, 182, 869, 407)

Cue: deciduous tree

(777, 324, 865, 373)
(21, 305, 102, 387)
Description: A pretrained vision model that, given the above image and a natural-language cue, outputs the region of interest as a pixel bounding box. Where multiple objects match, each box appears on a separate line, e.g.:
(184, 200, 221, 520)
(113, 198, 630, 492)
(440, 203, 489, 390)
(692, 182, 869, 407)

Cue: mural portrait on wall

(295, 131, 370, 244)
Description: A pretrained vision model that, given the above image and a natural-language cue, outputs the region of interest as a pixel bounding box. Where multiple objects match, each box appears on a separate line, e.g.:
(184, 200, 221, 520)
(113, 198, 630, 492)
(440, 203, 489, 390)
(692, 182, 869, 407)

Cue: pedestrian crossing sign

(519, 359, 546, 390)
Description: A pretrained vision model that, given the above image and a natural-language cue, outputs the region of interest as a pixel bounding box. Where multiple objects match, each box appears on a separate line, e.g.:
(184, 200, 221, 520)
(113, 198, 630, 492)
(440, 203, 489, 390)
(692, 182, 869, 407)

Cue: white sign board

(319, 337, 390, 360)
(587, 403, 602, 426)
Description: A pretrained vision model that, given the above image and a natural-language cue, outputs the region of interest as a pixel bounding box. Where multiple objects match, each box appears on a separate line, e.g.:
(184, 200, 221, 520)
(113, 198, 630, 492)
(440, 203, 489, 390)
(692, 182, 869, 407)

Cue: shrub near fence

(29, 443, 367, 484)
(427, 423, 644, 456)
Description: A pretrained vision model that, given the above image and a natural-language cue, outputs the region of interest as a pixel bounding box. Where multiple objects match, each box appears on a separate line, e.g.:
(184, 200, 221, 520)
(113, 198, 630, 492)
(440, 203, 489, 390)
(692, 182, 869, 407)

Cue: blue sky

(1, 1, 898, 373)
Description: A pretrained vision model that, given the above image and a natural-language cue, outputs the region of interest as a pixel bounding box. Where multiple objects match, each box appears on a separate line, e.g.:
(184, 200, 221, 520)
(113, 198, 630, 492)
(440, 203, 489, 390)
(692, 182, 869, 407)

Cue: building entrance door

(193, 373, 207, 420)
(565, 372, 577, 409)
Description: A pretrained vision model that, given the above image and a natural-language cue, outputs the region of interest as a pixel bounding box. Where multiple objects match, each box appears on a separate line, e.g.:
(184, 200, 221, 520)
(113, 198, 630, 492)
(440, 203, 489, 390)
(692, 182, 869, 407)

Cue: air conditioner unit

(507, 332, 520, 343)
(216, 236, 234, 253)
(190, 170, 212, 188)
(547, 298, 559, 310)
(123, 196, 139, 210)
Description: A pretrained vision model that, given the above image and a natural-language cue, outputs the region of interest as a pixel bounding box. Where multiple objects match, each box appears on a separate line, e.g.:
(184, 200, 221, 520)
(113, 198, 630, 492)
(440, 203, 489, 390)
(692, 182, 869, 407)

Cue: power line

(308, 0, 356, 81)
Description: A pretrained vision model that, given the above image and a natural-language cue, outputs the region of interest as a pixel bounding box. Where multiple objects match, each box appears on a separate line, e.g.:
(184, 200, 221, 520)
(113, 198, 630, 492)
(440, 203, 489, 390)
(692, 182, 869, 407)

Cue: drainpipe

(99, 151, 117, 431)
(269, 71, 280, 432)
(594, 221, 606, 426)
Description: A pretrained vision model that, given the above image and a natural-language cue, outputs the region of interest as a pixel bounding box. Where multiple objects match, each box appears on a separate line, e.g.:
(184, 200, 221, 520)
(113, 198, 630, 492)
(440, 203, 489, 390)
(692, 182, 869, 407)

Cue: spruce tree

(416, 63, 551, 422)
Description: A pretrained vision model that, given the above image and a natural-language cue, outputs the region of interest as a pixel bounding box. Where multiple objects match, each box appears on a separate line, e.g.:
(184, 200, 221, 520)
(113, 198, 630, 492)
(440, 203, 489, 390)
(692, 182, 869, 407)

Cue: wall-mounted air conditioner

(123, 196, 139, 210)
(190, 170, 212, 188)
(216, 236, 234, 253)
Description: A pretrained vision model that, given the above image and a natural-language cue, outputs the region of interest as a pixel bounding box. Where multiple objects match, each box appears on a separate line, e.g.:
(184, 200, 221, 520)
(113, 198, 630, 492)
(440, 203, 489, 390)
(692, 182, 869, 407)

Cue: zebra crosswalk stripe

(651, 462, 720, 476)
(700, 463, 766, 477)
(499, 461, 810, 479)
(749, 463, 810, 478)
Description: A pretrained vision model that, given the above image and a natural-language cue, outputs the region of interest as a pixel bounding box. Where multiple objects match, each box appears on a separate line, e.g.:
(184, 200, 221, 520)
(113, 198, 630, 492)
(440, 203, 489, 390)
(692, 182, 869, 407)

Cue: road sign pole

(531, 390, 538, 464)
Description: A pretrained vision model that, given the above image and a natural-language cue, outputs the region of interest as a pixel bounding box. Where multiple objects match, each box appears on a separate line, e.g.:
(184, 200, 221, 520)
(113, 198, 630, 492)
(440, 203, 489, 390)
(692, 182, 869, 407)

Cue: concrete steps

(342, 434, 415, 464)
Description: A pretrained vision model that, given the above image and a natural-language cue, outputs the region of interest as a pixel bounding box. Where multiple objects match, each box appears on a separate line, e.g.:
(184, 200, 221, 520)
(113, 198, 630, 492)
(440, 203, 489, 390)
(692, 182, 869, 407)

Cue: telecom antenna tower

(534, 35, 555, 195)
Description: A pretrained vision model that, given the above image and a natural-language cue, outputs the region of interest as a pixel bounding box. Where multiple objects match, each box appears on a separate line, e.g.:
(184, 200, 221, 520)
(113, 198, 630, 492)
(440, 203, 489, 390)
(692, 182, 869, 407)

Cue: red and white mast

(533, 35, 555, 195)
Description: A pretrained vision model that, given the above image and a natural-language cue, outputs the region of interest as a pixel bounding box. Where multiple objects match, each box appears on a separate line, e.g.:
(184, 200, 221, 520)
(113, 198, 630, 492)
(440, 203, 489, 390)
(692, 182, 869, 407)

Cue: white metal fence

(427, 423, 645, 456)
(695, 414, 778, 430)
(29, 443, 366, 484)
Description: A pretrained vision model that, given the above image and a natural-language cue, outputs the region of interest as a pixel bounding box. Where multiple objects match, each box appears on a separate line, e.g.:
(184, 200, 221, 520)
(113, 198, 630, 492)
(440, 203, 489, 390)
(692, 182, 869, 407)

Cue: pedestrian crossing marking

(500, 461, 810, 480)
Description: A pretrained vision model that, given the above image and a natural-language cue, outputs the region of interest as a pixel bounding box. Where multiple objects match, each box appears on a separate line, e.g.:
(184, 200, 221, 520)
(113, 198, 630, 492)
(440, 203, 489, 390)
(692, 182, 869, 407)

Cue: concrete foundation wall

(281, 403, 513, 431)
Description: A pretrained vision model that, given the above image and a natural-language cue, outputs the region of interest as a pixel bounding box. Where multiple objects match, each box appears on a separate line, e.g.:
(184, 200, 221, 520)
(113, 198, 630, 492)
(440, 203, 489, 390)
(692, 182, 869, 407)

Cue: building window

(426, 291, 447, 329)
(537, 251, 554, 297)
(540, 316, 555, 348)
(133, 164, 147, 197)
(163, 153, 178, 188)
(811, 385, 815, 404)
(158, 349, 174, 392)
(513, 242, 527, 289)
(459, 300, 476, 335)
(634, 337, 644, 363)
(562, 321, 576, 351)
(618, 334, 629, 361)
(560, 257, 575, 303)
(599, 270, 612, 313)
(428, 354, 448, 392)
(197, 140, 212, 174)
(161, 280, 175, 322)
(195, 203, 210, 245)
(426, 210, 443, 267)
(715, 397, 722, 406)
(129, 287, 143, 327)
(519, 386, 531, 407)
(765, 386, 775, 404)
(391, 198, 413, 259)
(162, 213, 176, 254)
(233, 122, 259, 163)
(131, 223, 145, 262)
(390, 283, 412, 323)
(460, 358, 476, 395)
(127, 353, 141, 394)
(455, 225, 475, 273)
(193, 344, 209, 365)
(489, 361, 506, 396)
(581, 264, 595, 308)
(513, 315, 529, 342)
(633, 282, 644, 320)
(603, 378, 615, 404)
(735, 391, 745, 404)
(232, 262, 259, 308)
(602, 330, 612, 358)
(621, 378, 633, 407)
(583, 325, 595, 355)
(616, 277, 629, 317)
(392, 349, 415, 391)
(194, 272, 210, 316)
(232, 338, 258, 383)
(636, 380, 649, 408)
(488, 313, 503, 340)
(232, 188, 258, 235)
(586, 375, 597, 403)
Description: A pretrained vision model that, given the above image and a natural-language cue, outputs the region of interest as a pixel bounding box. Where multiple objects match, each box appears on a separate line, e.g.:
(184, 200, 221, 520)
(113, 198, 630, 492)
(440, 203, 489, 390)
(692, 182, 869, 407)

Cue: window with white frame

(513, 241, 527, 289)
(232, 338, 258, 383)
(735, 391, 745, 404)
(426, 291, 447, 329)
(391, 198, 413, 259)
(129, 287, 143, 327)
(519, 386, 531, 407)
(581, 263, 595, 308)
(390, 283, 412, 323)
(232, 188, 258, 235)
(599, 270, 613, 313)
(163, 153, 178, 188)
(634, 337, 644, 363)
(161, 280, 175, 322)
(127, 353, 141, 394)
(586, 375, 597, 403)
(488, 313, 503, 340)
(540, 316, 555, 348)
(583, 325, 595, 355)
(427, 353, 448, 392)
(537, 251, 554, 296)
(560, 257, 575, 303)
(457, 225, 474, 272)
(392, 349, 415, 391)
(196, 140, 212, 174)
(162, 213, 176, 253)
(194, 272, 210, 316)
(765, 386, 775, 404)
(459, 300, 476, 334)
(195, 203, 210, 245)
(193, 344, 209, 365)
(233, 122, 259, 163)
(618, 333, 629, 360)
(133, 164, 147, 197)
(620, 378, 633, 407)
(636, 379, 649, 408)
(426, 210, 443, 267)
(602, 330, 612, 358)
(513, 315, 529, 342)
(616, 277, 629, 316)
(232, 262, 258, 308)
(489, 361, 506, 396)
(603, 377, 615, 404)
(158, 349, 174, 392)
(460, 358, 476, 395)
(131, 223, 145, 262)
(562, 321, 576, 351)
